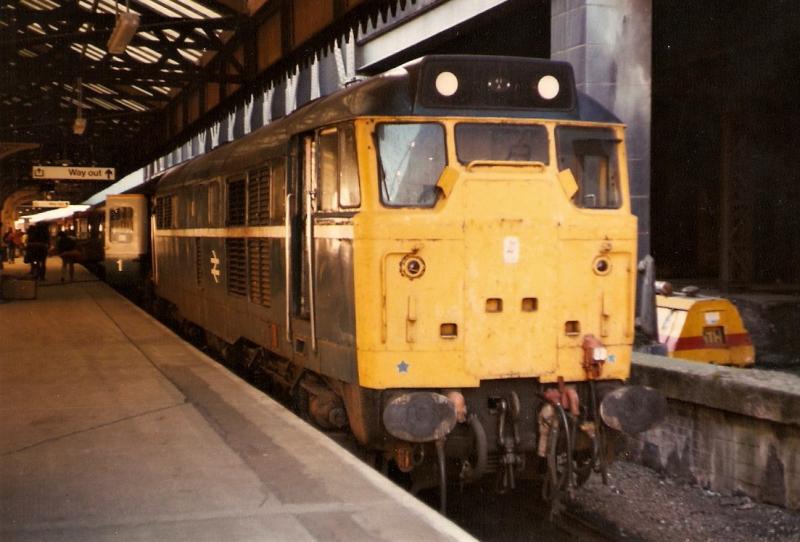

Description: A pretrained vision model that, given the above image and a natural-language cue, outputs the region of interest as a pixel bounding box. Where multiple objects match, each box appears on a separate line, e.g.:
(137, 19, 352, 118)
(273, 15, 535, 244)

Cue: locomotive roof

(158, 55, 621, 191)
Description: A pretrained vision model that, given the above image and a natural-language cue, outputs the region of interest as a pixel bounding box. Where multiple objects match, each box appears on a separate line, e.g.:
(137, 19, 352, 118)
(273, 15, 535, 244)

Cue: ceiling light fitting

(73, 77, 86, 135)
(108, 2, 139, 55)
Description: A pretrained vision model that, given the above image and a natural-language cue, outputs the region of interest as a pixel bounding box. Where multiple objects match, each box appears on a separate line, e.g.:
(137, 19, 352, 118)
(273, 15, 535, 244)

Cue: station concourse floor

(0, 258, 472, 541)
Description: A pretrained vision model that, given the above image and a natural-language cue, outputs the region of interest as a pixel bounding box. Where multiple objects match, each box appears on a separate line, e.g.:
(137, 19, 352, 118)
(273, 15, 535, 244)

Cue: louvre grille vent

(155, 195, 173, 229)
(247, 238, 271, 306)
(195, 238, 202, 286)
(227, 179, 246, 226)
(247, 168, 270, 225)
(226, 238, 247, 296)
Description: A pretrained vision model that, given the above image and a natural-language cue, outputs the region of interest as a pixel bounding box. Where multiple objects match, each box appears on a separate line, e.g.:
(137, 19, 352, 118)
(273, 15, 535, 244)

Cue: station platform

(0, 258, 472, 541)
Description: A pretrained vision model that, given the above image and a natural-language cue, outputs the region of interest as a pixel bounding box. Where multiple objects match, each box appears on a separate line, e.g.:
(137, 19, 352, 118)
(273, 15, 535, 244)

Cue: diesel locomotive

(117, 55, 665, 511)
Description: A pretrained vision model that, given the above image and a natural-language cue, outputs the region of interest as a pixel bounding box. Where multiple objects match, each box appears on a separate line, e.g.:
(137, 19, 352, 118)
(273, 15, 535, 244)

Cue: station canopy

(0, 0, 407, 208)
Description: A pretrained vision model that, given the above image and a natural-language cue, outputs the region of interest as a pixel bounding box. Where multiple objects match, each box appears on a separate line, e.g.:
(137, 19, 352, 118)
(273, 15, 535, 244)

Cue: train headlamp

(435, 71, 459, 97)
(537, 75, 560, 100)
(593, 256, 612, 275)
(400, 254, 426, 280)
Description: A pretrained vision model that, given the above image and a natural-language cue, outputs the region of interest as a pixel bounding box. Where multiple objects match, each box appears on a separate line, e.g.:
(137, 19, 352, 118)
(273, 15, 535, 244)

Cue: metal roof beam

(358, 0, 507, 72)
(1, 15, 240, 51)
(3, 51, 245, 90)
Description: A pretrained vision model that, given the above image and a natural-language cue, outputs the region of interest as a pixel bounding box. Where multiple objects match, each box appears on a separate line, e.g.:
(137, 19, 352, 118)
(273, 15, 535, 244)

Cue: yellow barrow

(656, 292, 755, 367)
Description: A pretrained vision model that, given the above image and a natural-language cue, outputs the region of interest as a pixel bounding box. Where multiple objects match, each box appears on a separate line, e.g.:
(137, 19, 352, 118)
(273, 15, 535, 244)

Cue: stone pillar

(551, 0, 652, 258)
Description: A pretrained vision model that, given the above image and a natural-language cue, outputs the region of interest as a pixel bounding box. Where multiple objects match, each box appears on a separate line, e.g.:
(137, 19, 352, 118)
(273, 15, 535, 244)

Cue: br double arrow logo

(210, 250, 221, 283)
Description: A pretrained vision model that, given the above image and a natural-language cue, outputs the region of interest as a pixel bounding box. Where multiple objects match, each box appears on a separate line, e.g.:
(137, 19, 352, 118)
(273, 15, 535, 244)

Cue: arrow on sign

(210, 250, 220, 283)
(105, 169, 114, 180)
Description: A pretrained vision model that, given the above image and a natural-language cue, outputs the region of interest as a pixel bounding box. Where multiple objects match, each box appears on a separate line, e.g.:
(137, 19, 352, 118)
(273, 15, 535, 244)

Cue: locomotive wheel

(573, 449, 594, 487)
(458, 414, 488, 485)
(542, 407, 595, 505)
(543, 419, 569, 501)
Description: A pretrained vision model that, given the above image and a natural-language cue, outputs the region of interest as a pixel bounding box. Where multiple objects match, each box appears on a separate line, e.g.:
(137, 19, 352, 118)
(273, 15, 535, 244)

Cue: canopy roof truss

(0, 0, 416, 207)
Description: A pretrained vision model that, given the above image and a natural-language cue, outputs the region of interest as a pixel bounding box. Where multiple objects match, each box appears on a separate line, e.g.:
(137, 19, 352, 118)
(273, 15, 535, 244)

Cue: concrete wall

(551, 0, 652, 258)
(627, 353, 800, 510)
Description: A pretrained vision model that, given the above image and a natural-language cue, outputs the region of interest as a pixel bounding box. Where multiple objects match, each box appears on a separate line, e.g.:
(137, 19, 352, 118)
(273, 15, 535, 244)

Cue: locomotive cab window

(317, 124, 361, 212)
(456, 123, 549, 164)
(109, 206, 133, 242)
(377, 122, 445, 208)
(556, 126, 621, 209)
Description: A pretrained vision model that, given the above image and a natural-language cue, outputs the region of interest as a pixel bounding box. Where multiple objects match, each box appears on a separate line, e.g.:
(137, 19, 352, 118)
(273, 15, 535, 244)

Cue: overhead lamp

(73, 77, 87, 135)
(73, 117, 87, 135)
(107, 11, 139, 54)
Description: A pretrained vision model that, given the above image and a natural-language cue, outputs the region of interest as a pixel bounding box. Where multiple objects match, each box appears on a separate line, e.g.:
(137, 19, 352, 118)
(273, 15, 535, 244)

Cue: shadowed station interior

(1, 1, 798, 541)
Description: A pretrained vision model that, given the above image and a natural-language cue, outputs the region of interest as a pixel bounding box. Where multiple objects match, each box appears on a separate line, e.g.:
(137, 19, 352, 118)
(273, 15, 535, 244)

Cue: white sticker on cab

(704, 311, 720, 325)
(503, 236, 520, 264)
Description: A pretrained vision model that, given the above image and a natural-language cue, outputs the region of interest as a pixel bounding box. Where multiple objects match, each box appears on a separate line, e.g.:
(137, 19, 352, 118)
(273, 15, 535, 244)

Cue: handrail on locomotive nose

(465, 160, 547, 172)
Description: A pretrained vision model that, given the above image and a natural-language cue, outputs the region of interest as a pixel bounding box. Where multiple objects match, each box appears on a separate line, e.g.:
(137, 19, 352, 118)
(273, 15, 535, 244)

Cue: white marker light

(435, 71, 459, 97)
(537, 75, 560, 100)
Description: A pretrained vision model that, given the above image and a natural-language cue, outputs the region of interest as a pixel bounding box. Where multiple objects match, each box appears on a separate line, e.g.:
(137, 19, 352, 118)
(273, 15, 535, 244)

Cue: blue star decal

(397, 361, 409, 373)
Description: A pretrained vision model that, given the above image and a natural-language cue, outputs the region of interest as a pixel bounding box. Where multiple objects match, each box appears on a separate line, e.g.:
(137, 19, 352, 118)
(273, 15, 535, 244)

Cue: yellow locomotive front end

(340, 56, 664, 508)
(354, 119, 636, 388)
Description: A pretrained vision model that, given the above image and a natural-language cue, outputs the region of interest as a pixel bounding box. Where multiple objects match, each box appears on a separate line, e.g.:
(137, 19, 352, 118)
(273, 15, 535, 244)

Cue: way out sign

(32, 166, 115, 181)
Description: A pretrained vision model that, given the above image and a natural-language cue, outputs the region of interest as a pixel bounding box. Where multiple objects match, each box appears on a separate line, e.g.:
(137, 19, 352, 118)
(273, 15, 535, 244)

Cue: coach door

(288, 134, 318, 358)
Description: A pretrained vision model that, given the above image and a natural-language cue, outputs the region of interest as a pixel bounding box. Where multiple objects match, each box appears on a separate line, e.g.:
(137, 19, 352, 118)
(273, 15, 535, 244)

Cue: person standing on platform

(13, 229, 23, 259)
(27, 223, 50, 281)
(55, 229, 80, 283)
(3, 227, 17, 263)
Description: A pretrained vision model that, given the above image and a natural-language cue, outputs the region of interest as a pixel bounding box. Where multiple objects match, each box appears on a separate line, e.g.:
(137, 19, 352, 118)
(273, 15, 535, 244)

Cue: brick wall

(626, 353, 800, 510)
(551, 0, 652, 258)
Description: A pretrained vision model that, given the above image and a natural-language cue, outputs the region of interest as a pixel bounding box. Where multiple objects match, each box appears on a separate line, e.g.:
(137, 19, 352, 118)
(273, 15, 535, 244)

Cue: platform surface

(0, 259, 472, 541)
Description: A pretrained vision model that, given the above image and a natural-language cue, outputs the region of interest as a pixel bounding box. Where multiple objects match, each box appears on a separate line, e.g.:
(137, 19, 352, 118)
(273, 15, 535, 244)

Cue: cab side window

(555, 126, 621, 209)
(316, 124, 361, 213)
(339, 125, 360, 208)
(318, 129, 339, 212)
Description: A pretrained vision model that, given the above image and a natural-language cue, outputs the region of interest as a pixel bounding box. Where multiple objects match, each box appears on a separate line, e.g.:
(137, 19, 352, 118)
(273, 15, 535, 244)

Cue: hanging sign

(32, 200, 70, 208)
(32, 166, 116, 181)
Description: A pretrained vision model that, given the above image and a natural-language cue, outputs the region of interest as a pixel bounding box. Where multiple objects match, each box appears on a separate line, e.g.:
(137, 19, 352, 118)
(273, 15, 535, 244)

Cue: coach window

(109, 206, 134, 242)
(556, 126, 621, 209)
(377, 123, 445, 207)
(227, 177, 246, 225)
